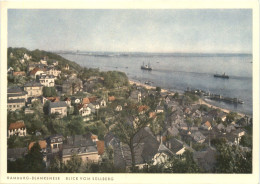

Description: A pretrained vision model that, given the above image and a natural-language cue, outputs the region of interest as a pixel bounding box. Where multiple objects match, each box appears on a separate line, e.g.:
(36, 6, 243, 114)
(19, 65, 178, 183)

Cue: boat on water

(141, 62, 152, 71)
(214, 73, 229, 79)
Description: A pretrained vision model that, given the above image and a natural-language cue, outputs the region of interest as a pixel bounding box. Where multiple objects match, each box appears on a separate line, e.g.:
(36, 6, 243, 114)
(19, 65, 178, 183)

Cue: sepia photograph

(0, 1, 259, 184)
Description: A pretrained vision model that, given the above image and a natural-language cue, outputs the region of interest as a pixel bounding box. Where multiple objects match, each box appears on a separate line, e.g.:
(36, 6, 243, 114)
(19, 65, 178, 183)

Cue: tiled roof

(204, 121, 211, 128)
(96, 141, 105, 155)
(108, 96, 115, 101)
(8, 121, 25, 130)
(88, 96, 97, 103)
(82, 97, 90, 104)
(28, 140, 47, 150)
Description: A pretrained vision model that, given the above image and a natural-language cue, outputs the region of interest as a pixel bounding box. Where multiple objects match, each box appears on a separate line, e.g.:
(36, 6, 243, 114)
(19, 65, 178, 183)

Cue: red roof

(138, 105, 149, 113)
(46, 97, 60, 102)
(13, 71, 26, 76)
(28, 140, 47, 150)
(88, 96, 97, 103)
(108, 96, 115, 101)
(8, 121, 25, 130)
(96, 141, 105, 155)
(30, 67, 46, 75)
(204, 121, 211, 128)
(82, 97, 90, 104)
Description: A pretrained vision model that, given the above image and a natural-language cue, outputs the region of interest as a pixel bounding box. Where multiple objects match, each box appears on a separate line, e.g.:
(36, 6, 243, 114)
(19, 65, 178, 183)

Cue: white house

(38, 74, 55, 87)
(8, 121, 27, 138)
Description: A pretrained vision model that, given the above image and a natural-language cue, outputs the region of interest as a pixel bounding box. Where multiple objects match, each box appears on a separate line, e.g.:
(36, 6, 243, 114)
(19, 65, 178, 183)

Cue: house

(8, 121, 26, 138)
(7, 67, 14, 74)
(13, 71, 26, 77)
(8, 147, 28, 161)
(28, 63, 46, 72)
(38, 73, 55, 87)
(201, 121, 212, 130)
(46, 67, 61, 77)
(62, 134, 100, 163)
(29, 67, 46, 78)
(166, 138, 186, 155)
(46, 135, 64, 153)
(78, 104, 91, 116)
(190, 131, 206, 143)
(115, 105, 123, 112)
(23, 53, 31, 60)
(88, 103, 98, 113)
(129, 90, 141, 102)
(62, 77, 83, 95)
(24, 81, 43, 97)
(98, 99, 107, 107)
(8, 87, 28, 102)
(179, 122, 188, 130)
(165, 126, 179, 137)
(155, 106, 164, 113)
(7, 99, 25, 111)
(64, 97, 71, 106)
(49, 101, 67, 117)
(39, 59, 47, 65)
(24, 108, 35, 114)
(64, 64, 70, 70)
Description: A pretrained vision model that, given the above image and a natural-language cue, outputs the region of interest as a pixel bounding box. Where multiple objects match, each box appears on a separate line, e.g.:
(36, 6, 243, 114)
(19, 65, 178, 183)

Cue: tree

(63, 155, 82, 173)
(112, 103, 151, 172)
(42, 87, 57, 97)
(166, 150, 201, 173)
(226, 112, 238, 124)
(24, 142, 45, 172)
(215, 140, 252, 173)
(49, 156, 62, 173)
(156, 87, 161, 92)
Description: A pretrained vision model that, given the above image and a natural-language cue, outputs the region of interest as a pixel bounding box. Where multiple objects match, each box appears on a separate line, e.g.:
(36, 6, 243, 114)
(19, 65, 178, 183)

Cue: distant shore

(129, 79, 247, 117)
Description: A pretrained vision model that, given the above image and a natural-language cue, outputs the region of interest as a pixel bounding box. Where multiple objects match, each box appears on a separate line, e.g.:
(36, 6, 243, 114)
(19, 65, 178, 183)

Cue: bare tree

(112, 103, 151, 172)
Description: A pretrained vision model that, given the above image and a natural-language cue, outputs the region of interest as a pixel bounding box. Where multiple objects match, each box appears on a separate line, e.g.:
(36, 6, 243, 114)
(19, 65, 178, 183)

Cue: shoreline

(129, 79, 247, 117)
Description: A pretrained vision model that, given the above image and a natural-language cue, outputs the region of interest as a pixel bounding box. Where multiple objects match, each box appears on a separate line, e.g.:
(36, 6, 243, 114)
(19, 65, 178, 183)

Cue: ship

(141, 62, 152, 71)
(214, 73, 229, 79)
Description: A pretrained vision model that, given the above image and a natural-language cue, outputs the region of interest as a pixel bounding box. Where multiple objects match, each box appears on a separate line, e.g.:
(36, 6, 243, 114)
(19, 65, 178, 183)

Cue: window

(53, 144, 58, 149)
(58, 138, 62, 142)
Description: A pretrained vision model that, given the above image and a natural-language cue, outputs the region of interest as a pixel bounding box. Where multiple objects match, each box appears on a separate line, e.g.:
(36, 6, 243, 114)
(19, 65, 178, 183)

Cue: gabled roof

(138, 105, 149, 113)
(8, 121, 25, 130)
(204, 121, 211, 128)
(46, 97, 60, 102)
(168, 138, 184, 154)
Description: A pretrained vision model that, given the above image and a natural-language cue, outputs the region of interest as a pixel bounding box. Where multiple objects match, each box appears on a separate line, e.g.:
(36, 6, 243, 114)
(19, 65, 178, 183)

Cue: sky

(8, 9, 252, 53)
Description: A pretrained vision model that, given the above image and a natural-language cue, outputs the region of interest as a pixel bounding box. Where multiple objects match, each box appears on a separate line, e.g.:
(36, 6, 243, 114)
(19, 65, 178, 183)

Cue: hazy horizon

(8, 9, 252, 53)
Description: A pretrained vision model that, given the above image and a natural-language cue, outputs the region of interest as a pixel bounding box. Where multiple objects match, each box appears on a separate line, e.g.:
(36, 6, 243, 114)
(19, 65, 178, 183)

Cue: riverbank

(129, 79, 247, 117)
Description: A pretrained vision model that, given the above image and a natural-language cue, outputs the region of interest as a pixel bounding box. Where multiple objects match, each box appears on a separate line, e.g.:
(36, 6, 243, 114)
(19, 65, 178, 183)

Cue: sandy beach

(129, 79, 246, 117)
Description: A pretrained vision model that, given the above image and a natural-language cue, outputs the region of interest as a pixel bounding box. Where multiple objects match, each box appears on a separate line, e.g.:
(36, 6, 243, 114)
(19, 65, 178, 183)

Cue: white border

(0, 1, 259, 184)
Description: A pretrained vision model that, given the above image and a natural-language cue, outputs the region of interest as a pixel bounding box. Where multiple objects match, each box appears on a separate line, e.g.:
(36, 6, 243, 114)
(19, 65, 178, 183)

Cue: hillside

(8, 47, 82, 72)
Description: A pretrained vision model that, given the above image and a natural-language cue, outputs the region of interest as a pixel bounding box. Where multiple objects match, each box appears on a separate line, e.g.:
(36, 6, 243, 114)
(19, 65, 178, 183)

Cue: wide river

(60, 53, 252, 115)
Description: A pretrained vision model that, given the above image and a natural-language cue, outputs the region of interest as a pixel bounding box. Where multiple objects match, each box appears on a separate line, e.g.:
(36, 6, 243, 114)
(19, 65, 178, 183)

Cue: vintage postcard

(0, 1, 259, 184)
